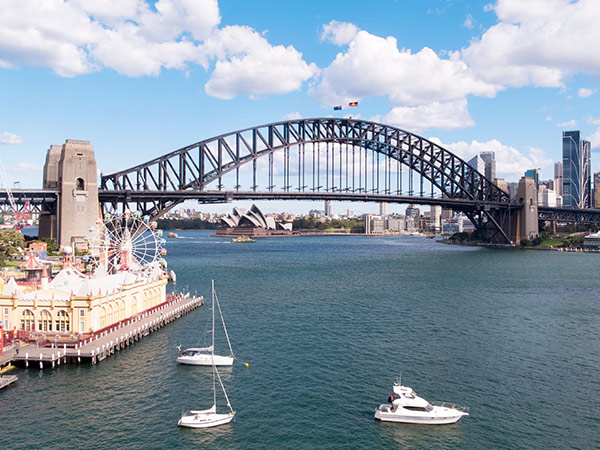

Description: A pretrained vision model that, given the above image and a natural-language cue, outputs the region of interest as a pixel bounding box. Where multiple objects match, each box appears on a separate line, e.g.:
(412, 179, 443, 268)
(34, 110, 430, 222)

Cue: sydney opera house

(216, 204, 293, 237)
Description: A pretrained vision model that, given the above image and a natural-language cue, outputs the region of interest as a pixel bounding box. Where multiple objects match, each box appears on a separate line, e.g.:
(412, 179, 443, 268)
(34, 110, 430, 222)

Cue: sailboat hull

(178, 411, 236, 428)
(176, 353, 234, 366)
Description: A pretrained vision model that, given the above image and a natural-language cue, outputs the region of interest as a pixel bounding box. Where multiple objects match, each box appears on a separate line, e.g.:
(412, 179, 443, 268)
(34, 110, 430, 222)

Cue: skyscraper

(562, 131, 591, 208)
(324, 200, 332, 216)
(480, 151, 496, 181)
(467, 154, 485, 174)
(379, 202, 388, 216)
(554, 161, 563, 198)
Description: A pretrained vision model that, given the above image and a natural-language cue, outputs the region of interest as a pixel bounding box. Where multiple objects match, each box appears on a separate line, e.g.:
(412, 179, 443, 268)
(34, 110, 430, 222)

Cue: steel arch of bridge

(100, 118, 514, 241)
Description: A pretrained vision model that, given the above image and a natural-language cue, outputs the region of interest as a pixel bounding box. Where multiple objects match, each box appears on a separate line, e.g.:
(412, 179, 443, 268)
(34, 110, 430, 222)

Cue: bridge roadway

(5, 293, 203, 370)
(3, 188, 600, 226)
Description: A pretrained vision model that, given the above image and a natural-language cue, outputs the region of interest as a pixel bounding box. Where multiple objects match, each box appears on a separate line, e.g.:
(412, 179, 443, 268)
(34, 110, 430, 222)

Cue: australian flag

(333, 105, 342, 110)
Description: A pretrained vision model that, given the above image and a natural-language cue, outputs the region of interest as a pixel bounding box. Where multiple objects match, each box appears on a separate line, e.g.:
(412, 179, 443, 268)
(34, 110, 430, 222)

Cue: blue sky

(0, 0, 599, 215)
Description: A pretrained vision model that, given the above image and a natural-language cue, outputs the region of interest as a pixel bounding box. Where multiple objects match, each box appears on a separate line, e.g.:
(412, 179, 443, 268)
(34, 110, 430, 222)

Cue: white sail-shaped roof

(2, 278, 23, 296)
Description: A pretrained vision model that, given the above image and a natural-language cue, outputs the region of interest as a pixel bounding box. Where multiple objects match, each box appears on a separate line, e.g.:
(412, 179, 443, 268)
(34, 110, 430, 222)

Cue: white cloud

(578, 88, 596, 98)
(588, 126, 600, 151)
(545, 115, 552, 122)
(557, 119, 576, 128)
(382, 99, 474, 132)
(430, 137, 553, 179)
(320, 20, 358, 46)
(13, 163, 43, 176)
(283, 112, 303, 121)
(311, 30, 497, 107)
(0, 132, 22, 144)
(463, 14, 475, 29)
(462, 0, 600, 88)
(0, 0, 315, 98)
(203, 26, 317, 100)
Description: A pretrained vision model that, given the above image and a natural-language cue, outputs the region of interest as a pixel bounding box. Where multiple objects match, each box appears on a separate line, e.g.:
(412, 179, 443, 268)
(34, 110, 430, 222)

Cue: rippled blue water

(1, 231, 599, 449)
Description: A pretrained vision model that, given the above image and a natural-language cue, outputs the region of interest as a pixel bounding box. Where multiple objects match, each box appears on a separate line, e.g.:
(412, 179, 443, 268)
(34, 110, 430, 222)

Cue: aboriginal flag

(349, 102, 358, 107)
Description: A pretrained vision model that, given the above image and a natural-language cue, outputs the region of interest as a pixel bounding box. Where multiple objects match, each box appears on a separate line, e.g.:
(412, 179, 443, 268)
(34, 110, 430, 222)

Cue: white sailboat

(178, 280, 236, 428)
(177, 350, 236, 428)
(177, 281, 236, 366)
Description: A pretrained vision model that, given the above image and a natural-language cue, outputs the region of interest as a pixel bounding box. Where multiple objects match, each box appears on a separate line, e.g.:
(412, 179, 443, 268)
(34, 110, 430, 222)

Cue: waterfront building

(583, 232, 600, 249)
(480, 151, 496, 181)
(562, 130, 591, 208)
(441, 213, 475, 235)
(217, 204, 292, 237)
(386, 216, 405, 232)
(0, 264, 167, 335)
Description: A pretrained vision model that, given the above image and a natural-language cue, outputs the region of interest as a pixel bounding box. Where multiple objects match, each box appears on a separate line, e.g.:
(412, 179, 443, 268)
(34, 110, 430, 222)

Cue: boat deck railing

(431, 402, 469, 412)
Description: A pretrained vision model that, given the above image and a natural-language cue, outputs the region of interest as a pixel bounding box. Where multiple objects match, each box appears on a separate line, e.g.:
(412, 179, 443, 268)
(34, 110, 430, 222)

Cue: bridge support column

(512, 176, 539, 245)
(39, 140, 100, 249)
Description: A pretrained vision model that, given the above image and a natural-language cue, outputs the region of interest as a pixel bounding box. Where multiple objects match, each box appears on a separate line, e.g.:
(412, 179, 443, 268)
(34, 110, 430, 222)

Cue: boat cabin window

(403, 405, 433, 412)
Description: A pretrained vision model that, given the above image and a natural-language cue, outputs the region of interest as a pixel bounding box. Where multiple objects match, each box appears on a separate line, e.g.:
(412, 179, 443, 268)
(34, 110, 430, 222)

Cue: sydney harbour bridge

(2, 118, 599, 244)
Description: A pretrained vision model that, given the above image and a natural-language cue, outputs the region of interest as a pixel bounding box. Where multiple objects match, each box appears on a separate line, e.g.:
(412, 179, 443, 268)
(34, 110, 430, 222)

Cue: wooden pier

(8, 294, 203, 370)
(0, 374, 18, 390)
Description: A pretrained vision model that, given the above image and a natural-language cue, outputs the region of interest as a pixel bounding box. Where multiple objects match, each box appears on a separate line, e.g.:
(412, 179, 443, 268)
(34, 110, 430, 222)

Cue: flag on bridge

(349, 101, 358, 107)
(333, 105, 342, 110)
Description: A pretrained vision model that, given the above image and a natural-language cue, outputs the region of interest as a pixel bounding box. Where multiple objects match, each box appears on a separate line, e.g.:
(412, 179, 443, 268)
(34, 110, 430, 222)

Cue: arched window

(55, 310, 70, 332)
(120, 301, 125, 321)
(21, 309, 35, 331)
(131, 298, 137, 315)
(107, 304, 113, 326)
(39, 310, 52, 332)
(100, 307, 106, 328)
(76, 178, 85, 190)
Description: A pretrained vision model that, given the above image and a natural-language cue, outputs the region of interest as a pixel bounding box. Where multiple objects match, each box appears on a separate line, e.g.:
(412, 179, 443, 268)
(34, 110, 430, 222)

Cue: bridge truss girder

(100, 118, 513, 241)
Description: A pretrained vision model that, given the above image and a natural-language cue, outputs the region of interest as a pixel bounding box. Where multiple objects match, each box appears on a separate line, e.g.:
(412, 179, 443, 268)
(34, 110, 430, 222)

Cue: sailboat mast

(215, 290, 234, 357)
(211, 280, 216, 408)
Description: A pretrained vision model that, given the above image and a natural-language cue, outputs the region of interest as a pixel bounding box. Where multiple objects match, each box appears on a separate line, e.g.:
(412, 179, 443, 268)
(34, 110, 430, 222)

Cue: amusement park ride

(84, 210, 167, 276)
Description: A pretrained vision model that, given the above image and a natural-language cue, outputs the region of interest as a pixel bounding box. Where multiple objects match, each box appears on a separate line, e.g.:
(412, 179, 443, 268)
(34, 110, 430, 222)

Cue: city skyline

(1, 0, 599, 215)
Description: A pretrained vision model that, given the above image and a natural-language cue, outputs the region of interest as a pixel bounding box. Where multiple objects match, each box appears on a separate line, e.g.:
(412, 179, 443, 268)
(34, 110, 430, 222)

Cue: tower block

(39, 140, 100, 248)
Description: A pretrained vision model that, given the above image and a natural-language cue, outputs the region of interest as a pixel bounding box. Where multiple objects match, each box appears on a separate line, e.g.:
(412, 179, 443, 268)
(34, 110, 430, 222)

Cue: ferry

(232, 235, 256, 243)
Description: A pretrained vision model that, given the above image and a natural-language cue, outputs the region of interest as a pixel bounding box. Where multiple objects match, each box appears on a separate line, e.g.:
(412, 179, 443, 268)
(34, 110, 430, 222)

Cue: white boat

(375, 377, 468, 425)
(177, 281, 236, 366)
(178, 333, 236, 427)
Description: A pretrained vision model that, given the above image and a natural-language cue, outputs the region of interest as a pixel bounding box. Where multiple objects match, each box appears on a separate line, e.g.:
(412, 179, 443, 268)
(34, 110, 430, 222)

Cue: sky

(0, 0, 599, 215)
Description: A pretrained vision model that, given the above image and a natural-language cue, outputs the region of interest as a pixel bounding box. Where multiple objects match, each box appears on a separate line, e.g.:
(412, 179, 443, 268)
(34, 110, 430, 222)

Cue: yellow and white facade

(0, 267, 167, 335)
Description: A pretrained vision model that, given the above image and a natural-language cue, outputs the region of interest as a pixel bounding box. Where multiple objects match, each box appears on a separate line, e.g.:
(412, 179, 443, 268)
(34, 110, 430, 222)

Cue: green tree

(0, 229, 25, 264)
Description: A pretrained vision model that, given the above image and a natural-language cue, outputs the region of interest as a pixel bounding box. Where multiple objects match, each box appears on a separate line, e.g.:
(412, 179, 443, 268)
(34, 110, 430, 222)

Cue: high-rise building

(379, 202, 388, 216)
(480, 151, 496, 181)
(594, 172, 600, 208)
(324, 200, 333, 216)
(468, 154, 485, 174)
(554, 161, 563, 198)
(524, 168, 540, 188)
(562, 130, 591, 208)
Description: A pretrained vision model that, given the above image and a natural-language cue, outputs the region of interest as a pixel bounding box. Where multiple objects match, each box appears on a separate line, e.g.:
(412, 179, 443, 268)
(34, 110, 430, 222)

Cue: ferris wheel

(87, 210, 166, 275)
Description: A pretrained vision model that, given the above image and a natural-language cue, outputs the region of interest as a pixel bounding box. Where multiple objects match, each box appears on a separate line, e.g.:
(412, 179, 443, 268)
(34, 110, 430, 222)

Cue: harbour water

(1, 231, 598, 449)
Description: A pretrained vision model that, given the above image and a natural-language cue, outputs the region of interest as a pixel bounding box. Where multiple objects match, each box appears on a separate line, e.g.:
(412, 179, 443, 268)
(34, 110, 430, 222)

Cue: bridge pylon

(39, 140, 100, 249)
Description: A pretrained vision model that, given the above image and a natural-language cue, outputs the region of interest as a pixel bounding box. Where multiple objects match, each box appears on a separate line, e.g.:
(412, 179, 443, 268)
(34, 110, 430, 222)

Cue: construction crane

(0, 158, 30, 231)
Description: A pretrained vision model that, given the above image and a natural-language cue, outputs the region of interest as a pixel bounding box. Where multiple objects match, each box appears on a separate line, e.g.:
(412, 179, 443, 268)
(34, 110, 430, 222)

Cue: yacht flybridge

(375, 378, 469, 425)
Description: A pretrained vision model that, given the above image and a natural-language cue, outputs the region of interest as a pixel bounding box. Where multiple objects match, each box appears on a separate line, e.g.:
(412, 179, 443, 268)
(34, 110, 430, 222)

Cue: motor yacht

(375, 379, 468, 425)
